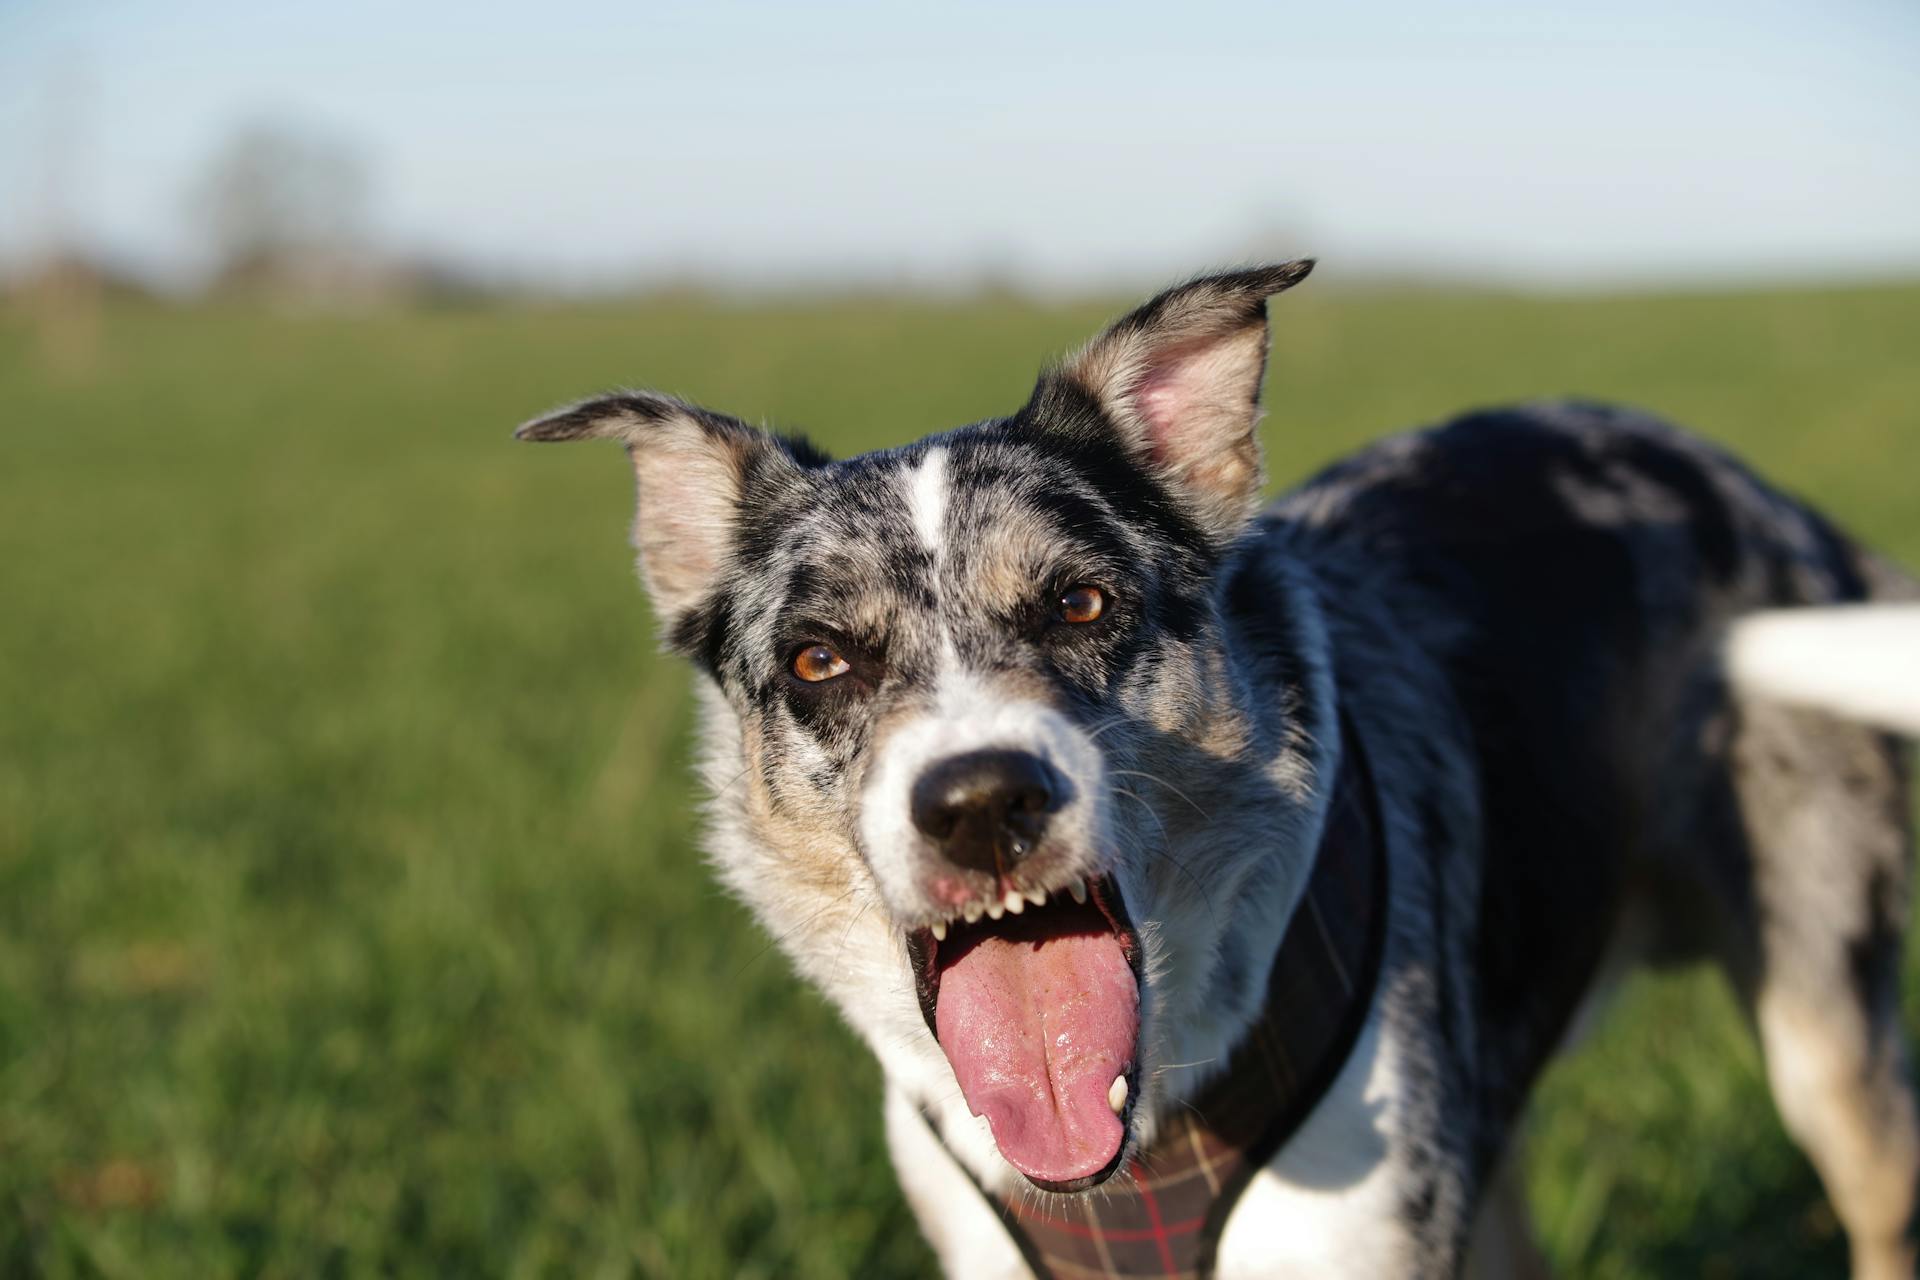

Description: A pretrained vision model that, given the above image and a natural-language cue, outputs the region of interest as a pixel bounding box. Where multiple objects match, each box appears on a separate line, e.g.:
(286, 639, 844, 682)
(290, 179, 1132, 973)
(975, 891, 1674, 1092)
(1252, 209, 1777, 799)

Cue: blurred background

(2, 1, 1917, 1276)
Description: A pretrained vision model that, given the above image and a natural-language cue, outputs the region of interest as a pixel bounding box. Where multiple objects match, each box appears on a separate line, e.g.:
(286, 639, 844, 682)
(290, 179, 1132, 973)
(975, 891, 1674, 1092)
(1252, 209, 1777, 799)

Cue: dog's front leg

(885, 1087, 1032, 1279)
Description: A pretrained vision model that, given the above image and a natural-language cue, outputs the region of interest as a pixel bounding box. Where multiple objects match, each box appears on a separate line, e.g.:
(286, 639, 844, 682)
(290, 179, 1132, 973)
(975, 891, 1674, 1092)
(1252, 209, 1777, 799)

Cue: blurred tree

(191, 122, 377, 301)
(16, 56, 105, 376)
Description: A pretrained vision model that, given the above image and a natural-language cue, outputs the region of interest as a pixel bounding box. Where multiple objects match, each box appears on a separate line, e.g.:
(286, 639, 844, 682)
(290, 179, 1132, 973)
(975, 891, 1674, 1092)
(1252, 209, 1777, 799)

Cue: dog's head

(519, 263, 1326, 1192)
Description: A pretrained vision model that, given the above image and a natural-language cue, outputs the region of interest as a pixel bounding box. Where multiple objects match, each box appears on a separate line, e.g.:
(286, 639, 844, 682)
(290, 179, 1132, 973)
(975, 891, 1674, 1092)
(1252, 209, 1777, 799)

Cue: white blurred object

(1727, 605, 1920, 736)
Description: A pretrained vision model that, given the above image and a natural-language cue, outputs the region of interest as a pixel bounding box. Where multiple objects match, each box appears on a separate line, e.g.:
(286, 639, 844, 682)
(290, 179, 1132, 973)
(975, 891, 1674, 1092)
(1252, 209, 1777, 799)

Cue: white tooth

(1069, 877, 1088, 905)
(1004, 890, 1025, 915)
(987, 899, 1005, 921)
(1108, 1075, 1128, 1114)
(1026, 887, 1048, 907)
(930, 921, 948, 941)
(963, 901, 984, 924)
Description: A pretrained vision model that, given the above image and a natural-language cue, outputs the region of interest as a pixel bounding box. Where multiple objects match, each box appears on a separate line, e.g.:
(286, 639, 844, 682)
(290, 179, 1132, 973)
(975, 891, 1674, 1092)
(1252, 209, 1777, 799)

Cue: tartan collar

(933, 711, 1389, 1280)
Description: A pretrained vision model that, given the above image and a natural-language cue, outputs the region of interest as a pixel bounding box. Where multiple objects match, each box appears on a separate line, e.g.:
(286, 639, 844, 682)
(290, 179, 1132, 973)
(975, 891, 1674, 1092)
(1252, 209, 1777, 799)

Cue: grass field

(3, 280, 1918, 1278)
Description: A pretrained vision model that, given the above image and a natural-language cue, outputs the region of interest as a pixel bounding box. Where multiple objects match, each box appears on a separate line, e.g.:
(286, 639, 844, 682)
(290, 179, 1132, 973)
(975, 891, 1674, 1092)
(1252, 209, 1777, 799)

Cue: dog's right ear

(515, 391, 820, 626)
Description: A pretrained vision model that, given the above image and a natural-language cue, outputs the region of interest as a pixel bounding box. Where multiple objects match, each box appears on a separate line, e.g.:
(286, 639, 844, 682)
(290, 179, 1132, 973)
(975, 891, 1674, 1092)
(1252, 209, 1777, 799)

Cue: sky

(3, 0, 1919, 293)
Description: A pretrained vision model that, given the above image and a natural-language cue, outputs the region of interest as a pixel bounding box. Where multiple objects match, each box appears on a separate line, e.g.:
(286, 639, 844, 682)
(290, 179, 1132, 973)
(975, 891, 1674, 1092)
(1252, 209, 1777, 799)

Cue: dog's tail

(1726, 603, 1920, 735)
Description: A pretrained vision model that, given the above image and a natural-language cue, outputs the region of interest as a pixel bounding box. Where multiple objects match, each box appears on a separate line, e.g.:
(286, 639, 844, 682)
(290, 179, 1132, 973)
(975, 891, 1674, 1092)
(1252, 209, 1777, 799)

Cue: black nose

(910, 749, 1061, 874)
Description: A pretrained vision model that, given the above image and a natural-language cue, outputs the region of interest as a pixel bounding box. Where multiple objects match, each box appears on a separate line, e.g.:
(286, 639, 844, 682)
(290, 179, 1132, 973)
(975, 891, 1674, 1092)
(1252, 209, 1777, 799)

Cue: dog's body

(519, 264, 1920, 1278)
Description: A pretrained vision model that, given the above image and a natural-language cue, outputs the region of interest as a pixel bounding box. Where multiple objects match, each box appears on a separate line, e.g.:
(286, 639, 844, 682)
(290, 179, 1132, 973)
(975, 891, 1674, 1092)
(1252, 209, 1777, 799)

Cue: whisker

(830, 893, 877, 987)
(1112, 788, 1219, 924)
(1111, 786, 1174, 850)
(1109, 768, 1212, 821)
(733, 883, 861, 976)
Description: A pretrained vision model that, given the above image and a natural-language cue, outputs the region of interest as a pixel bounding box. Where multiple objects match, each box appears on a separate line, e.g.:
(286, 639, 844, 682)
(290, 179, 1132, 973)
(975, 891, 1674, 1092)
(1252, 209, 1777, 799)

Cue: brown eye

(1057, 585, 1106, 624)
(791, 643, 850, 683)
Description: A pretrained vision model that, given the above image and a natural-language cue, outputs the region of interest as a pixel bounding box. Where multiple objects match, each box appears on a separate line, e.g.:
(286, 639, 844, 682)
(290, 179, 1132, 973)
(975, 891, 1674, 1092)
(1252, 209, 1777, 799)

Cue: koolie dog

(517, 263, 1920, 1279)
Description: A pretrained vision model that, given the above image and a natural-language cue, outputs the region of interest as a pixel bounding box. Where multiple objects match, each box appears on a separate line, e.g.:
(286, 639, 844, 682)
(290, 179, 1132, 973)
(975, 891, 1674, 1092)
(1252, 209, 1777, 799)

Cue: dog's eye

(1056, 585, 1106, 625)
(791, 643, 851, 683)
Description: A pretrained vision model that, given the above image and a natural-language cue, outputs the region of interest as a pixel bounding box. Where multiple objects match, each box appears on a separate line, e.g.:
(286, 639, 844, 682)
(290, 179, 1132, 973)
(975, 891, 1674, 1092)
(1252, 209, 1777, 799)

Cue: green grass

(2, 281, 1917, 1278)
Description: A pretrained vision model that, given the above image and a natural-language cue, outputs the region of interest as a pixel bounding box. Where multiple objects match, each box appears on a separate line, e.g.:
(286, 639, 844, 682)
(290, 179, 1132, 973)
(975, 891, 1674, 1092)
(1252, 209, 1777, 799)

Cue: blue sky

(4, 0, 1918, 291)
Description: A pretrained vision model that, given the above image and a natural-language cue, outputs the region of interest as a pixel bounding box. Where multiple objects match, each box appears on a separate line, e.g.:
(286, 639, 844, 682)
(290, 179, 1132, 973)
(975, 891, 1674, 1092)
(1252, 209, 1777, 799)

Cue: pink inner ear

(1129, 332, 1257, 468)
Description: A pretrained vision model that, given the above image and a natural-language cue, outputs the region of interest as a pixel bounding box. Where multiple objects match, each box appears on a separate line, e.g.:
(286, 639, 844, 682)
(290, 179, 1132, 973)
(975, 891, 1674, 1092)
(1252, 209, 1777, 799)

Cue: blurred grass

(1, 281, 1917, 1278)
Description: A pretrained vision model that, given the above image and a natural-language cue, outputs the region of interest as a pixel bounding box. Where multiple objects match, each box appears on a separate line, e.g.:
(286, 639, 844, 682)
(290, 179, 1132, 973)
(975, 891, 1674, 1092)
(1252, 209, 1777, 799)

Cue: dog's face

(520, 263, 1320, 1192)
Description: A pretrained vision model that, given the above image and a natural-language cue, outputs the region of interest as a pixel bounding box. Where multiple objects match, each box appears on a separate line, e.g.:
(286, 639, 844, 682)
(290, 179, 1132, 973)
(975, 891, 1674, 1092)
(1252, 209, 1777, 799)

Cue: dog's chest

(1213, 1012, 1420, 1278)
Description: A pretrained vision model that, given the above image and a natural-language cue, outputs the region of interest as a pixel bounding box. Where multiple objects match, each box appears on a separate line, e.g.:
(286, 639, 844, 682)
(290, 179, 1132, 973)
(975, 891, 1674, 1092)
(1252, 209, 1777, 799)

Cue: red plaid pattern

(933, 717, 1387, 1280)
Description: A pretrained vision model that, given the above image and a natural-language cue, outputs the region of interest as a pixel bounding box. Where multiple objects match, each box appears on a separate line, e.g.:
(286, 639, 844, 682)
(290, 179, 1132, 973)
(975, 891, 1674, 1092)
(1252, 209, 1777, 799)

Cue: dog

(516, 262, 1920, 1278)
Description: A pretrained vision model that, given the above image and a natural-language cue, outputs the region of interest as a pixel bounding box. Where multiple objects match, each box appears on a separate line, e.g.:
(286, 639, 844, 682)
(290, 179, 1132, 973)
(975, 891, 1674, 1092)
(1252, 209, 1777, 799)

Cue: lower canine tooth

(1069, 877, 1088, 905)
(1108, 1075, 1128, 1114)
(930, 921, 947, 941)
(1003, 891, 1024, 915)
(962, 901, 983, 924)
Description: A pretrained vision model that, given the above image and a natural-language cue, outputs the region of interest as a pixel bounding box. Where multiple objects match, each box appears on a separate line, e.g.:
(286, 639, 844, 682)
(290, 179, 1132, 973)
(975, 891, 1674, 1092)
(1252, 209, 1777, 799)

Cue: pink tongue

(934, 922, 1138, 1185)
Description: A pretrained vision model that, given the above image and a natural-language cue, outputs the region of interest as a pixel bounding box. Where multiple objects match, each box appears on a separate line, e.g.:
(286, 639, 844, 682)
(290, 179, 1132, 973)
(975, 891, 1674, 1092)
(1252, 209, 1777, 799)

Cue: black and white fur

(517, 263, 1920, 1278)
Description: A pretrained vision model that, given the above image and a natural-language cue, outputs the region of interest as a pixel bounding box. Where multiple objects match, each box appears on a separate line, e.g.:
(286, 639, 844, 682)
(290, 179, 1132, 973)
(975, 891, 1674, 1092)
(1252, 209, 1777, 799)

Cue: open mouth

(905, 874, 1143, 1192)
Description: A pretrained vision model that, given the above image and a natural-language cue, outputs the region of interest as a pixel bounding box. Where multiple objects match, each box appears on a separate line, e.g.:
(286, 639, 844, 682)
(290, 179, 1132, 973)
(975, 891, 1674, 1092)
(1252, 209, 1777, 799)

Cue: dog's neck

(1128, 549, 1346, 1131)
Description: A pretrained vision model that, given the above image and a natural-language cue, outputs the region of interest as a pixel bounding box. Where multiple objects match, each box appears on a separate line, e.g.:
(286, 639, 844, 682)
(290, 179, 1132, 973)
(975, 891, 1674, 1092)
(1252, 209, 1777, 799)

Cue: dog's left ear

(1035, 260, 1314, 543)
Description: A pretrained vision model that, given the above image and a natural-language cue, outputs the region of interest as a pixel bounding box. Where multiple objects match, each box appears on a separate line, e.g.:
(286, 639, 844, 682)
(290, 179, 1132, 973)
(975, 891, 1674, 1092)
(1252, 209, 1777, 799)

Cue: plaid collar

(931, 712, 1389, 1280)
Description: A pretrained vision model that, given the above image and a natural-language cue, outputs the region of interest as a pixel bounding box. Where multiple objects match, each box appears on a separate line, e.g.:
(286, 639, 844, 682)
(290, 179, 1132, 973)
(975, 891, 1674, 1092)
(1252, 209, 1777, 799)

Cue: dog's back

(1262, 399, 1918, 1276)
